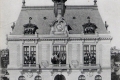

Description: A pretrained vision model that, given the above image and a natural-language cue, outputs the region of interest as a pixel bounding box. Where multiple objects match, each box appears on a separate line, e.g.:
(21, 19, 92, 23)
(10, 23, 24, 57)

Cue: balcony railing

(79, 64, 101, 70)
(23, 64, 36, 67)
(22, 64, 70, 70)
(22, 64, 40, 70)
(49, 64, 70, 70)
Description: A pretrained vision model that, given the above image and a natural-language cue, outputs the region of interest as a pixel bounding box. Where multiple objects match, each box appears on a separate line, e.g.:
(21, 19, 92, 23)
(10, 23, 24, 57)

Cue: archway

(54, 74, 66, 80)
(1, 77, 9, 80)
(78, 75, 85, 80)
(95, 75, 102, 80)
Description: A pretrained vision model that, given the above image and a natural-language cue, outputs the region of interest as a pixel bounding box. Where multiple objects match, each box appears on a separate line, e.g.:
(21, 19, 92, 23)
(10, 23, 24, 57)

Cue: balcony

(79, 64, 101, 72)
(49, 64, 70, 70)
(79, 64, 101, 69)
(22, 64, 40, 70)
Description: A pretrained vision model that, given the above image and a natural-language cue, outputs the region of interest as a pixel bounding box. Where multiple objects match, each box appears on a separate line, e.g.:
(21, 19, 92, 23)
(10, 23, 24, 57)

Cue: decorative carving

(50, 14, 69, 35)
(105, 21, 109, 30)
(52, 0, 67, 17)
(94, 0, 97, 5)
(71, 60, 79, 68)
(26, 70, 33, 78)
(22, 0, 26, 6)
(23, 17, 38, 35)
(11, 22, 15, 31)
(41, 60, 49, 67)
(82, 17, 97, 34)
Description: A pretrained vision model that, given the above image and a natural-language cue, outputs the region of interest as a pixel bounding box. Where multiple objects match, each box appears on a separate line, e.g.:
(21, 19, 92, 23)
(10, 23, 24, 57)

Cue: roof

(11, 5, 108, 35)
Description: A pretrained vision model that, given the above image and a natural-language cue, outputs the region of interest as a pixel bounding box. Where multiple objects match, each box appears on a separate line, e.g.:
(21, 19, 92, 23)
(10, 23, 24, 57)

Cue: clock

(56, 24, 64, 31)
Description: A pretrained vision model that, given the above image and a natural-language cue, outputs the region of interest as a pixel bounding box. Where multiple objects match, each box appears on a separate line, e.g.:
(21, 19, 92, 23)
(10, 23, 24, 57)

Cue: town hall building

(2, 0, 112, 80)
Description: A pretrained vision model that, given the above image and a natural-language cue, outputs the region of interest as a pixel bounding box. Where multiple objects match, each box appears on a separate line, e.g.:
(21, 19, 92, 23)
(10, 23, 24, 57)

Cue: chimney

(52, 0, 67, 17)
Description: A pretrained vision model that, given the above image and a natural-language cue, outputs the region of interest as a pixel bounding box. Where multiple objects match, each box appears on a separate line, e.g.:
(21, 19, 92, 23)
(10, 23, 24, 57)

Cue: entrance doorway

(54, 74, 66, 80)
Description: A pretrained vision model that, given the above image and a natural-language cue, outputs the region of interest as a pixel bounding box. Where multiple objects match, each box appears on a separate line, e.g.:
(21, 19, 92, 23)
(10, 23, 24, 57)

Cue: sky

(0, 0, 120, 49)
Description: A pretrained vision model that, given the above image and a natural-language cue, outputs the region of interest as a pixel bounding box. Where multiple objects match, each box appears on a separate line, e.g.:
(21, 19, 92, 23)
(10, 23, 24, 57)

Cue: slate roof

(11, 5, 108, 35)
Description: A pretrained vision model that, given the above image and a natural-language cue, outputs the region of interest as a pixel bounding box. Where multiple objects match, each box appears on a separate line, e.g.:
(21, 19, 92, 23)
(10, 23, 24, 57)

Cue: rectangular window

(84, 45, 96, 66)
(23, 46, 36, 67)
(51, 45, 66, 65)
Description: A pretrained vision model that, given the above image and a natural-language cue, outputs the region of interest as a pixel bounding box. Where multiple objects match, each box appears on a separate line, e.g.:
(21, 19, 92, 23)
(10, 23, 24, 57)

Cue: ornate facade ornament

(52, 0, 67, 17)
(11, 22, 15, 31)
(94, 0, 97, 6)
(105, 21, 109, 30)
(22, 0, 26, 6)
(50, 14, 70, 35)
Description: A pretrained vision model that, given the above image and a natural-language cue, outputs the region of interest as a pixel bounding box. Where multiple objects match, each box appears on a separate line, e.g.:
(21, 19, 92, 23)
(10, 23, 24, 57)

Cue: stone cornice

(7, 36, 112, 41)
(22, 5, 97, 10)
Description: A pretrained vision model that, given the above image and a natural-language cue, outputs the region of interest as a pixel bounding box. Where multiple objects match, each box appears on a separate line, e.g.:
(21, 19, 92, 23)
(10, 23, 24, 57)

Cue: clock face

(56, 24, 64, 31)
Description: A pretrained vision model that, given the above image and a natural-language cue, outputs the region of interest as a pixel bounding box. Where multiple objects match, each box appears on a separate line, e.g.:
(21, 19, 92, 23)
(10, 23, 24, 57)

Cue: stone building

(5, 0, 112, 80)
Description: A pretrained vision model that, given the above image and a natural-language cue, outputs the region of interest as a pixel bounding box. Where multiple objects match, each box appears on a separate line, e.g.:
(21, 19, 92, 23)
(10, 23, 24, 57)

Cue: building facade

(5, 0, 112, 80)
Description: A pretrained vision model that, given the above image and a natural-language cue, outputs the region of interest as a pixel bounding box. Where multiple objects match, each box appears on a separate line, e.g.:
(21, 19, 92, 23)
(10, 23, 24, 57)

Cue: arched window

(35, 75, 42, 80)
(18, 76, 25, 80)
(95, 75, 102, 80)
(78, 75, 85, 80)
(54, 74, 66, 80)
(1, 77, 9, 80)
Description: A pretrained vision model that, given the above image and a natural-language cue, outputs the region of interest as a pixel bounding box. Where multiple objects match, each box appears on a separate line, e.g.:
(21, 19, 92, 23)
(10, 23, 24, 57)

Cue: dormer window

(82, 17, 97, 34)
(23, 17, 38, 35)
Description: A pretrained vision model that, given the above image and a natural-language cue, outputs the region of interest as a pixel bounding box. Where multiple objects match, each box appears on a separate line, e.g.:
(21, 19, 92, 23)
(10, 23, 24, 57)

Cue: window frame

(51, 44, 67, 65)
(83, 44, 96, 66)
(22, 44, 37, 67)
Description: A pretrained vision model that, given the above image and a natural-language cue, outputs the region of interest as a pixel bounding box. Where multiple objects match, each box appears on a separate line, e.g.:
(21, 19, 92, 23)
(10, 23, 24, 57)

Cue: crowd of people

(24, 53, 36, 65)
(51, 52, 66, 64)
(84, 53, 96, 65)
